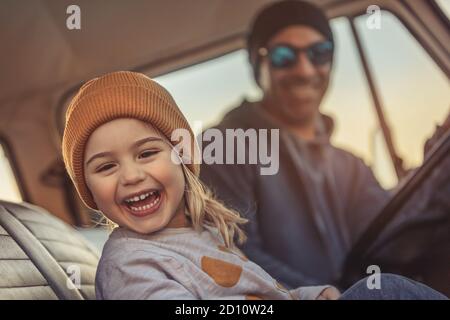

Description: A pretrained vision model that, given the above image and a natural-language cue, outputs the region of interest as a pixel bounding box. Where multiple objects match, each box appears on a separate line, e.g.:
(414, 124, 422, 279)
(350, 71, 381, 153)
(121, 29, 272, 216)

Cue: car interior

(0, 0, 449, 299)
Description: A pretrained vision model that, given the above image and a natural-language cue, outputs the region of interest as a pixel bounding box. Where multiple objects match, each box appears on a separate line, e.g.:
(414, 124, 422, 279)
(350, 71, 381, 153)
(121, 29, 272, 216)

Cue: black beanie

(247, 0, 334, 84)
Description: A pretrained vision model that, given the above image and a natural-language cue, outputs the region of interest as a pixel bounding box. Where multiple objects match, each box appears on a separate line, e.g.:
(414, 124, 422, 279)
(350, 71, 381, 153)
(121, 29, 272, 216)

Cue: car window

(0, 141, 22, 202)
(156, 16, 397, 188)
(435, 0, 450, 20)
(321, 17, 397, 188)
(155, 51, 262, 132)
(355, 10, 450, 174)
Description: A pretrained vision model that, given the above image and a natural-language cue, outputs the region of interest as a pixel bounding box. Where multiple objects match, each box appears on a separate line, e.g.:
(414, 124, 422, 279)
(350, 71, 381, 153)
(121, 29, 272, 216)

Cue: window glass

(321, 17, 397, 188)
(435, 0, 450, 20)
(0, 142, 22, 202)
(355, 11, 450, 175)
(154, 16, 399, 188)
(155, 51, 262, 133)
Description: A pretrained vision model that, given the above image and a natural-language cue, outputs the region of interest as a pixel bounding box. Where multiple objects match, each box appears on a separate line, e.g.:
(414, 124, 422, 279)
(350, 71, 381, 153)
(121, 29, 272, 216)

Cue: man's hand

(424, 112, 450, 156)
(317, 286, 341, 300)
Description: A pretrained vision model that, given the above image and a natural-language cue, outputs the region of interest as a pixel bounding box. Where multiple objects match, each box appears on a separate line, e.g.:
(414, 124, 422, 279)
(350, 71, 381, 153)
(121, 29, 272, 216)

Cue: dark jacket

(199, 100, 390, 288)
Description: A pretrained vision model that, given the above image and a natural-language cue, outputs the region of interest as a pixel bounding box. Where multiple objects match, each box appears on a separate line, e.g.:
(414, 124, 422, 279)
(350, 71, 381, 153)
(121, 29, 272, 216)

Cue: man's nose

(291, 52, 316, 77)
(120, 163, 146, 186)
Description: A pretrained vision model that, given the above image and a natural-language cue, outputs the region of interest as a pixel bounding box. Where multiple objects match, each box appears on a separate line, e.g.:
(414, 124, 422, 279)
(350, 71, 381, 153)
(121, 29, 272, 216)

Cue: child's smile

(83, 118, 187, 234)
(121, 188, 163, 217)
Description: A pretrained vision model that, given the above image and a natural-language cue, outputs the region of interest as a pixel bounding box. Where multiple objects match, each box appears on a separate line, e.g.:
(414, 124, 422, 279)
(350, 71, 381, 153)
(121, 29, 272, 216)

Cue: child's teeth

(128, 193, 160, 212)
(126, 192, 152, 203)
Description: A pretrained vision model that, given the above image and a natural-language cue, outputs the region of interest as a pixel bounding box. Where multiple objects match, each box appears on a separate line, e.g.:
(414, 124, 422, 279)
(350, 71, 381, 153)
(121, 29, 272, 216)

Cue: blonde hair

(95, 164, 248, 248)
(181, 163, 248, 249)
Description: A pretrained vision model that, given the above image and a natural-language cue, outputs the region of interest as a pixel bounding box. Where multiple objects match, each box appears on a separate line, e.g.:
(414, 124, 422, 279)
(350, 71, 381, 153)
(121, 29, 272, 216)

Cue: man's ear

(259, 61, 271, 94)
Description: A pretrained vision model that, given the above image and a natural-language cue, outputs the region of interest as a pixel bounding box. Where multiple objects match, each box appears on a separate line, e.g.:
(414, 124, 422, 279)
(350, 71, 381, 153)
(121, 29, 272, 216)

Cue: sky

(1, 5, 449, 202)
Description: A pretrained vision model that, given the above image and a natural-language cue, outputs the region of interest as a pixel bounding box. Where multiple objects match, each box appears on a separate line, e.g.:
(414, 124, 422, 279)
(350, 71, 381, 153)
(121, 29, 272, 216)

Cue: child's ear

(86, 187, 99, 209)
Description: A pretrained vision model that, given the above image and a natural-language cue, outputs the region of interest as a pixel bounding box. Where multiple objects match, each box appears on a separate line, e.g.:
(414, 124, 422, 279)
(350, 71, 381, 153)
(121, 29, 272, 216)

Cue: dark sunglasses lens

(269, 46, 297, 68)
(308, 41, 333, 65)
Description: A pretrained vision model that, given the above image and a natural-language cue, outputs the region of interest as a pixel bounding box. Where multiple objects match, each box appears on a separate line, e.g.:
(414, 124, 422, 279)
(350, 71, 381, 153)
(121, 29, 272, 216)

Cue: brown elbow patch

(201, 256, 243, 287)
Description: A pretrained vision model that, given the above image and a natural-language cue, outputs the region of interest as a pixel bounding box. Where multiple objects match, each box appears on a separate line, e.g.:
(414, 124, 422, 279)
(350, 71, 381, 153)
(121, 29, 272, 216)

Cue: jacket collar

(235, 98, 335, 146)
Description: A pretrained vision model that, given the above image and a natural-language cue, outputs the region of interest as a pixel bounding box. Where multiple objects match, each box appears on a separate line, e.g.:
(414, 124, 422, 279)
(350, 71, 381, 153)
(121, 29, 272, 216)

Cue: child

(62, 71, 446, 300)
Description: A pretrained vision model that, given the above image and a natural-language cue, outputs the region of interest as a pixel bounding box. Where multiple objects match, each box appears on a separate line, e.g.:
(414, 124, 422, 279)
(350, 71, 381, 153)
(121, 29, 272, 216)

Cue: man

(199, 0, 448, 289)
(200, 0, 390, 288)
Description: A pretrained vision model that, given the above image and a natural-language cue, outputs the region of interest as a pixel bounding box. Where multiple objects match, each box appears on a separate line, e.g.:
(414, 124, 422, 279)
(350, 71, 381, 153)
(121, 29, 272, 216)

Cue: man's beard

(267, 79, 322, 125)
(279, 74, 323, 88)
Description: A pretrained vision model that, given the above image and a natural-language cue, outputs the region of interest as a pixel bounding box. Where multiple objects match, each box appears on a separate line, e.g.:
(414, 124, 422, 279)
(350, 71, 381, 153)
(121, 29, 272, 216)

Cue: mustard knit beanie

(62, 71, 199, 210)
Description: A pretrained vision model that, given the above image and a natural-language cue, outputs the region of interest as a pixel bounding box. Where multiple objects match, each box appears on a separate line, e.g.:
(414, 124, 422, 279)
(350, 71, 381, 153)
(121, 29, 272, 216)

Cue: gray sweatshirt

(95, 225, 330, 300)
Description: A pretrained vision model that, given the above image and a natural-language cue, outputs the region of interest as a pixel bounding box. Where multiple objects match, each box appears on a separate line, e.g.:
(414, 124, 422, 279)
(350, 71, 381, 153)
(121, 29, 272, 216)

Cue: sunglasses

(259, 41, 334, 69)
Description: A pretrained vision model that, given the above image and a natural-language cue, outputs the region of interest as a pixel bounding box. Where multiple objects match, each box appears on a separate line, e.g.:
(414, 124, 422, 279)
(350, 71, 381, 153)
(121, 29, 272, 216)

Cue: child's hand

(317, 286, 341, 300)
